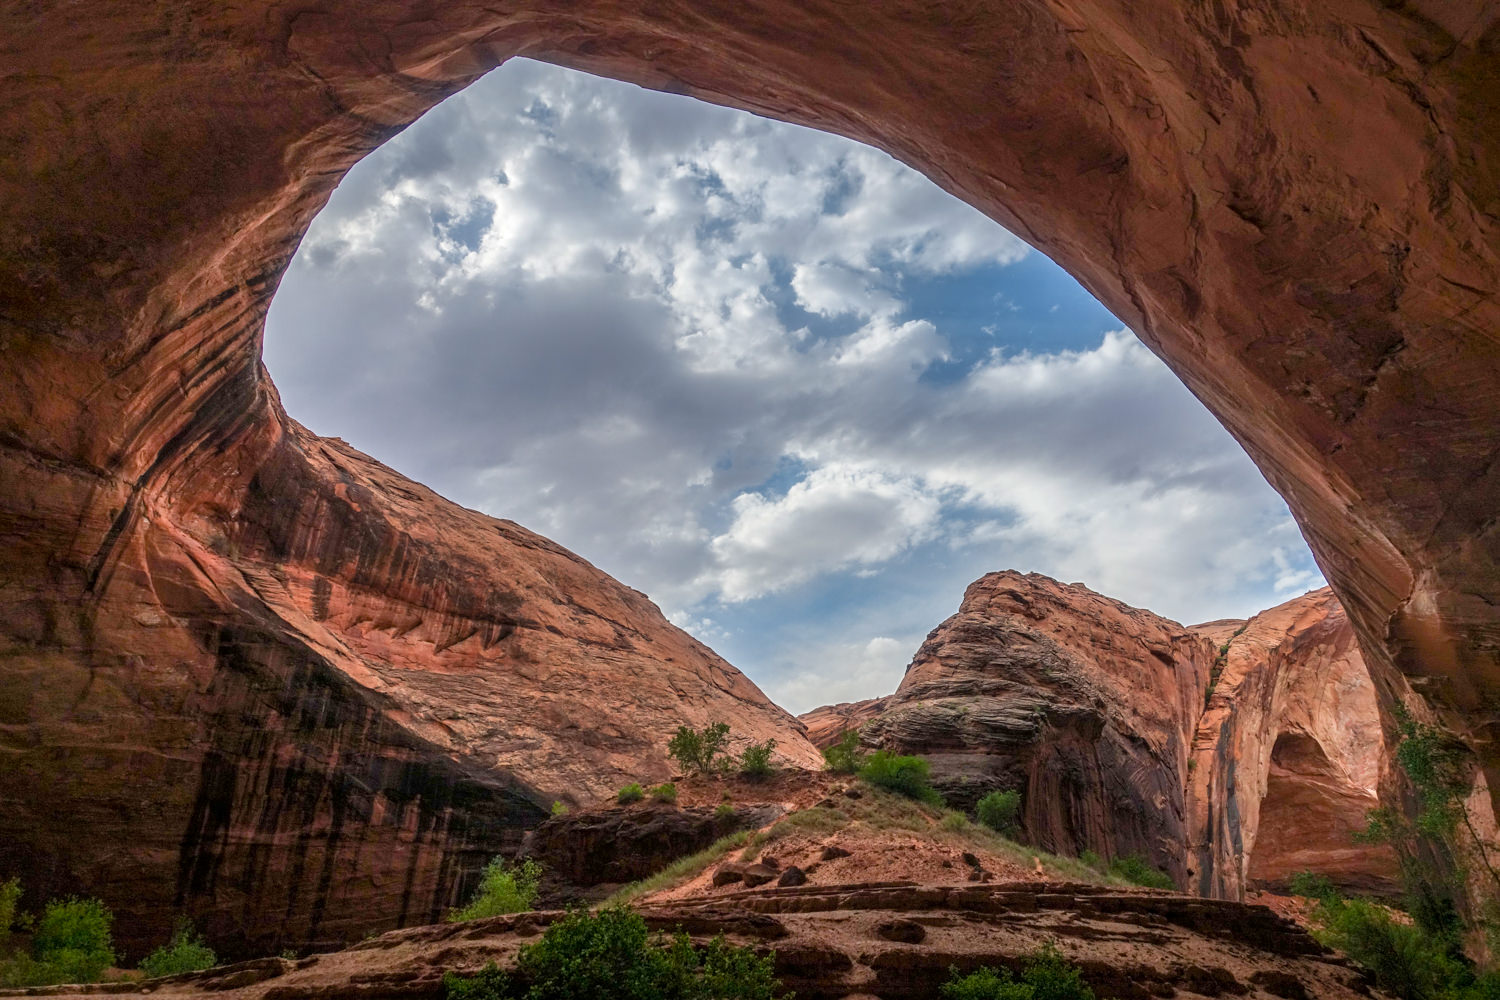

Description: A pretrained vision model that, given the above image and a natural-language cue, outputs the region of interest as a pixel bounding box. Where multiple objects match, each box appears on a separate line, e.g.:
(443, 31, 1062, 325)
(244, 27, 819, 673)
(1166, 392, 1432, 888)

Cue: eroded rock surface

(860, 571, 1216, 884)
(3, 884, 1374, 1000)
(1188, 589, 1400, 898)
(0, 417, 817, 959)
(798, 697, 895, 749)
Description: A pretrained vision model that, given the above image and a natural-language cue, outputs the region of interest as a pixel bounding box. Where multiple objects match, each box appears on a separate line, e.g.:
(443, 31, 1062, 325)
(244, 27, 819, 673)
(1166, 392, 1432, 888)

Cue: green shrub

(976, 790, 1022, 837)
(715, 802, 735, 821)
(444, 962, 513, 1000)
(468, 905, 791, 999)
(859, 751, 944, 806)
(617, 783, 645, 804)
(550, 801, 569, 817)
(448, 858, 544, 922)
(1107, 854, 1174, 890)
(942, 943, 1095, 1000)
(738, 740, 776, 779)
(822, 730, 866, 775)
(1288, 870, 1339, 902)
(1310, 895, 1466, 1000)
(650, 782, 678, 804)
(0, 878, 19, 952)
(30, 897, 115, 984)
(1079, 850, 1104, 872)
(139, 917, 217, 978)
(667, 722, 732, 776)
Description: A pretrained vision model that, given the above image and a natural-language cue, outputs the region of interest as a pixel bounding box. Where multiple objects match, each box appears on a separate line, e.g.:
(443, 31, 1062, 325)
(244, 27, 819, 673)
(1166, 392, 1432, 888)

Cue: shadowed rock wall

(1, 0, 1496, 951)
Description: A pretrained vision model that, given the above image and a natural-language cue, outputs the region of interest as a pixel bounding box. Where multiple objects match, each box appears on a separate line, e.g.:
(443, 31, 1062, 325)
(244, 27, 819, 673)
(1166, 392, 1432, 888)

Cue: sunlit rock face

(1189, 590, 1400, 899)
(807, 575, 1398, 898)
(0, 0, 1495, 954)
(0, 410, 818, 959)
(859, 571, 1216, 884)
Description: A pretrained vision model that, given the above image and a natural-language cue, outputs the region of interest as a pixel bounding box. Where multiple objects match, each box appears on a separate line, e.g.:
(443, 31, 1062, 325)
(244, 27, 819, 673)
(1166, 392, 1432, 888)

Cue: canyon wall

(858, 572, 1216, 883)
(1188, 590, 1400, 898)
(805, 574, 1397, 897)
(0, 409, 817, 959)
(1, 0, 1496, 952)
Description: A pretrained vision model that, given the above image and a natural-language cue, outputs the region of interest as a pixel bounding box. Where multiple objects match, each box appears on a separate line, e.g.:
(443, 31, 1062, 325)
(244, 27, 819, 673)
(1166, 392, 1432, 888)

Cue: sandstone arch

(1, 0, 1496, 952)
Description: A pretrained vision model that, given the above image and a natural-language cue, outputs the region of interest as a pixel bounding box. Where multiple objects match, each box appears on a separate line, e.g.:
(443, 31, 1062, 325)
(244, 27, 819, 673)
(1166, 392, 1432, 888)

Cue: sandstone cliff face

(0, 409, 817, 960)
(859, 572, 1216, 884)
(798, 697, 895, 750)
(808, 574, 1397, 900)
(2, 0, 1497, 953)
(1188, 590, 1400, 899)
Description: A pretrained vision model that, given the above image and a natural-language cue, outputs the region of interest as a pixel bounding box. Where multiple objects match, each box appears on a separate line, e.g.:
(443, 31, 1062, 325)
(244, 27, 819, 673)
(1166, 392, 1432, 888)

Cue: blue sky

(264, 58, 1325, 713)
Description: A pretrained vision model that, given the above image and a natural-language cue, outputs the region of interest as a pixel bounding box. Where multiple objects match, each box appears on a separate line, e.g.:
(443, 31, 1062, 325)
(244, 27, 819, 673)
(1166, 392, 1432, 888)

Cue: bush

(942, 943, 1095, 1000)
(667, 722, 732, 776)
(976, 790, 1022, 837)
(139, 917, 217, 978)
(30, 897, 115, 984)
(858, 751, 944, 806)
(1107, 855, 1174, 890)
(1079, 850, 1104, 872)
(443, 905, 791, 999)
(822, 730, 866, 775)
(738, 740, 776, 779)
(650, 783, 678, 804)
(1311, 895, 1466, 1000)
(0, 878, 19, 952)
(617, 783, 645, 804)
(550, 801, 568, 817)
(715, 802, 735, 821)
(444, 962, 512, 1000)
(448, 858, 544, 922)
(1288, 870, 1339, 902)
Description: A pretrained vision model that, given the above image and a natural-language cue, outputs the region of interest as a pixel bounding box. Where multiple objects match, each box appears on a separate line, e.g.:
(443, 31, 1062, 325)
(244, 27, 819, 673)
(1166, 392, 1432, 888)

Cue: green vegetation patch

(976, 790, 1022, 838)
(140, 917, 217, 978)
(442, 905, 790, 1000)
(858, 750, 945, 807)
(603, 831, 754, 908)
(822, 730, 866, 775)
(942, 943, 1095, 1000)
(449, 858, 544, 922)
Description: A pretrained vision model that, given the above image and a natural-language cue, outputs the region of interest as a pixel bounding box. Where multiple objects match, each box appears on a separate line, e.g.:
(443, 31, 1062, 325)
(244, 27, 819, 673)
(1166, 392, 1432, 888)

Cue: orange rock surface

(0, 0, 1496, 956)
(1189, 589, 1400, 898)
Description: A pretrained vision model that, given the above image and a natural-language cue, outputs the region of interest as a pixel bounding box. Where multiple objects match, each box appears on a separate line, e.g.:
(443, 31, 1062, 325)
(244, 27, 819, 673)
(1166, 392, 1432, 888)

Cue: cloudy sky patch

(265, 58, 1324, 713)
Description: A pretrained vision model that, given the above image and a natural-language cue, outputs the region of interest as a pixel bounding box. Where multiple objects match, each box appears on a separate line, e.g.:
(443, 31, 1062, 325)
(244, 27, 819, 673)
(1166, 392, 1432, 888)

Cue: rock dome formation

(804, 573, 1399, 898)
(1, 0, 1496, 958)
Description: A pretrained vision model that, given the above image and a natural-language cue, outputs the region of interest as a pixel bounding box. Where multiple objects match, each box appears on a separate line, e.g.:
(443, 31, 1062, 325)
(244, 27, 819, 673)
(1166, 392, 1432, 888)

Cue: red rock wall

(798, 697, 895, 750)
(859, 572, 1217, 884)
(1188, 592, 1400, 898)
(2, 0, 1497, 948)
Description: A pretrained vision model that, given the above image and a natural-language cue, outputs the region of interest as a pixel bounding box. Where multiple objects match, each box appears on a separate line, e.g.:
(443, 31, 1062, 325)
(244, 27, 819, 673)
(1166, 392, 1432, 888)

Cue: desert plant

(822, 730, 866, 775)
(1309, 893, 1468, 1000)
(650, 782, 678, 804)
(1288, 870, 1339, 902)
(140, 917, 217, 978)
(448, 858, 544, 922)
(942, 942, 1094, 1000)
(23, 897, 116, 985)
(715, 802, 735, 821)
(454, 905, 792, 999)
(550, 801, 569, 817)
(617, 783, 645, 804)
(1079, 850, 1104, 872)
(0, 878, 20, 953)
(738, 740, 776, 779)
(667, 722, 732, 776)
(976, 789, 1022, 837)
(1107, 854, 1174, 890)
(858, 750, 944, 806)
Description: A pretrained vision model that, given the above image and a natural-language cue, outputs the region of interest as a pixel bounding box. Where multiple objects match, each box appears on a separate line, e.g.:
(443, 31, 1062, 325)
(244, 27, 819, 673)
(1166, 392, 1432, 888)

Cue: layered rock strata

(2, 0, 1498, 954)
(12, 883, 1375, 1000)
(1188, 590, 1400, 898)
(807, 574, 1399, 900)
(857, 571, 1217, 884)
(0, 417, 818, 959)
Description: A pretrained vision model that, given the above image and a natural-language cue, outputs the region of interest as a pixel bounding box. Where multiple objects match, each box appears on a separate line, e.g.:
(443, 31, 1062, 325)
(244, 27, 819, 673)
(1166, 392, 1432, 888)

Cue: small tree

(859, 751, 944, 807)
(667, 722, 732, 776)
(31, 897, 116, 984)
(822, 730, 866, 775)
(140, 917, 217, 978)
(448, 858, 544, 922)
(976, 790, 1022, 838)
(738, 740, 776, 779)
